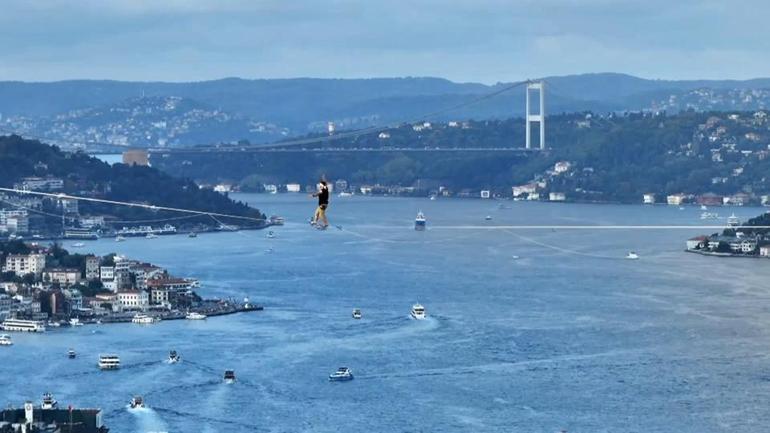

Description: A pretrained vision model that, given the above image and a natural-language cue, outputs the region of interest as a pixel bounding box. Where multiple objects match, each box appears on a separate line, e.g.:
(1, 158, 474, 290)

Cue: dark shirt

(318, 184, 329, 205)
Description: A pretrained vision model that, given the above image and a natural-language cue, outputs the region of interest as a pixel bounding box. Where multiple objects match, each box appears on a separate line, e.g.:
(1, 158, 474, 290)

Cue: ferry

(69, 317, 83, 326)
(168, 350, 180, 363)
(63, 228, 99, 240)
(68, 348, 76, 359)
(98, 354, 121, 370)
(41, 393, 58, 410)
(727, 213, 741, 227)
(132, 313, 156, 324)
(352, 308, 362, 320)
(116, 224, 177, 238)
(410, 303, 426, 320)
(2, 318, 46, 332)
(130, 396, 144, 409)
(415, 211, 426, 231)
(115, 236, 126, 242)
(223, 370, 236, 384)
(626, 252, 640, 260)
(0, 334, 12, 346)
(329, 367, 354, 382)
(186, 312, 207, 320)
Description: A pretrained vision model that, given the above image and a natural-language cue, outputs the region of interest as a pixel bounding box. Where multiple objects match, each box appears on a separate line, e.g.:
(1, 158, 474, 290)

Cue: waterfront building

(3, 254, 46, 276)
(286, 183, 301, 193)
(554, 161, 572, 174)
(116, 290, 149, 311)
(666, 194, 686, 206)
(0, 400, 108, 433)
(686, 235, 708, 250)
(85, 256, 100, 280)
(12, 176, 64, 192)
(549, 192, 566, 201)
(512, 183, 538, 197)
(480, 190, 491, 199)
(643, 193, 656, 204)
(760, 245, 770, 257)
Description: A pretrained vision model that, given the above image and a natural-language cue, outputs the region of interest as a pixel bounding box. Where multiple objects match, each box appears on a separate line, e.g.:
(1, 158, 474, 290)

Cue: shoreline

(685, 249, 767, 259)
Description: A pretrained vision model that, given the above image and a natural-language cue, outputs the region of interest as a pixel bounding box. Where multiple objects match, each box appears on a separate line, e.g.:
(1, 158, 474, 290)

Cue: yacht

(115, 236, 126, 242)
(626, 252, 640, 260)
(415, 211, 426, 231)
(69, 317, 83, 327)
(132, 314, 156, 324)
(223, 370, 236, 384)
(41, 393, 58, 410)
(98, 354, 121, 370)
(329, 367, 354, 382)
(186, 312, 207, 320)
(68, 348, 76, 359)
(352, 308, 362, 320)
(410, 303, 426, 320)
(2, 319, 46, 332)
(168, 350, 180, 363)
(130, 396, 144, 409)
(0, 334, 12, 346)
(727, 213, 741, 227)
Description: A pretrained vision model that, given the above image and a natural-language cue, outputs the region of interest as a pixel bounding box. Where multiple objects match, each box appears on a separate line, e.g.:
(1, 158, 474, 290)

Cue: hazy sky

(1, 0, 767, 83)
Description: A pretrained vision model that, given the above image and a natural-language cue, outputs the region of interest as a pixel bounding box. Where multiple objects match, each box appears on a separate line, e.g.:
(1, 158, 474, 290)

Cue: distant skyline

(1, 0, 769, 83)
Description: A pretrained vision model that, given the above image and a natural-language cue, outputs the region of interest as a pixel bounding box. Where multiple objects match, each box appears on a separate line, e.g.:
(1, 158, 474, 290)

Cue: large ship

(98, 354, 121, 370)
(116, 224, 177, 237)
(64, 228, 100, 240)
(415, 211, 427, 231)
(1, 318, 46, 332)
(131, 313, 157, 324)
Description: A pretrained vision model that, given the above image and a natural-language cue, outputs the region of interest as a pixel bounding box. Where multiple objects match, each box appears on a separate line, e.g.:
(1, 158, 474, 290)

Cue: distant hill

(0, 135, 265, 227)
(3, 74, 770, 148)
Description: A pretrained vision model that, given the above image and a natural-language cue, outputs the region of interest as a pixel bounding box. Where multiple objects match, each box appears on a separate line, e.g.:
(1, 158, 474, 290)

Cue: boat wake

(128, 405, 169, 433)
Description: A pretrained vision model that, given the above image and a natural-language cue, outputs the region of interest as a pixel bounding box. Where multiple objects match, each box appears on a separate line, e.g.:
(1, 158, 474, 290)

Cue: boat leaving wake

(128, 405, 169, 433)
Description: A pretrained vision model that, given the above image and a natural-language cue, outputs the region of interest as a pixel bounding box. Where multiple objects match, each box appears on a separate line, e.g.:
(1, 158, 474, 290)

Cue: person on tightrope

(310, 178, 330, 229)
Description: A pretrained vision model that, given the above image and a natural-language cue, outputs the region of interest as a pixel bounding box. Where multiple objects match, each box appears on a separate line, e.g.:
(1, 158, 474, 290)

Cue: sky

(0, 0, 768, 84)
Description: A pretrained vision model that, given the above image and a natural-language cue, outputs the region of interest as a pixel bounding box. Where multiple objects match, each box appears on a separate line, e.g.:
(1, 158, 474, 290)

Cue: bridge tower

(525, 81, 545, 150)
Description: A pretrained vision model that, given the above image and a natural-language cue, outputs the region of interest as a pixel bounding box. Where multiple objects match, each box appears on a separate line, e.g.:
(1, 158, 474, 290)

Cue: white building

(43, 268, 81, 286)
(263, 184, 278, 194)
(116, 290, 149, 310)
(527, 192, 541, 201)
(286, 183, 301, 193)
(378, 132, 391, 139)
(643, 193, 656, 204)
(512, 183, 538, 197)
(85, 256, 100, 280)
(667, 194, 686, 206)
(554, 161, 572, 174)
(549, 192, 566, 201)
(760, 246, 770, 257)
(3, 254, 46, 276)
(13, 176, 63, 192)
(480, 190, 491, 199)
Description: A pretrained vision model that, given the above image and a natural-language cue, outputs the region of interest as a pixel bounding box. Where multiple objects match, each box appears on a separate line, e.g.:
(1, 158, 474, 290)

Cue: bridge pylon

(525, 81, 545, 150)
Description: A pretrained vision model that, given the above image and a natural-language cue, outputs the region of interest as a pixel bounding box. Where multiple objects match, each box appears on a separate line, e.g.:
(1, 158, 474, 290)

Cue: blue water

(2, 195, 770, 432)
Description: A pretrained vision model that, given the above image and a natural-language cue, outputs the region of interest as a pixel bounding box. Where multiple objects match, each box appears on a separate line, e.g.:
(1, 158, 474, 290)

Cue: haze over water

(2, 195, 769, 432)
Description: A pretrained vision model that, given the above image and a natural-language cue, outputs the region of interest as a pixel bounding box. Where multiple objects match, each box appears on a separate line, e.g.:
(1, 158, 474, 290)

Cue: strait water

(2, 195, 770, 433)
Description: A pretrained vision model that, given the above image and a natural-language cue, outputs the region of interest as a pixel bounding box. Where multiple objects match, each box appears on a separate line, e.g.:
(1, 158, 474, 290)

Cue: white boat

(71, 242, 85, 248)
(1, 319, 46, 332)
(69, 318, 83, 326)
(626, 252, 639, 260)
(168, 350, 180, 363)
(0, 334, 12, 346)
(41, 393, 58, 410)
(188, 232, 198, 238)
(410, 303, 426, 320)
(146, 233, 158, 239)
(224, 369, 236, 383)
(415, 211, 426, 231)
(130, 396, 144, 409)
(429, 195, 437, 201)
(700, 212, 719, 220)
(352, 309, 362, 320)
(727, 213, 741, 226)
(132, 313, 156, 324)
(115, 236, 126, 242)
(338, 192, 353, 197)
(700, 205, 708, 210)
(186, 312, 207, 320)
(329, 367, 354, 382)
(511, 255, 520, 260)
(99, 354, 121, 370)
(485, 215, 493, 221)
(68, 348, 76, 359)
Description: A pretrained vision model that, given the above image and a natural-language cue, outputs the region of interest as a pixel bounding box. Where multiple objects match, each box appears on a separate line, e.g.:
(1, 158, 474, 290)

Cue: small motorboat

(485, 215, 493, 221)
(130, 395, 144, 409)
(168, 350, 180, 363)
(626, 252, 640, 260)
(415, 211, 427, 231)
(71, 242, 85, 248)
(146, 233, 157, 239)
(41, 393, 58, 410)
(188, 232, 198, 238)
(68, 348, 76, 359)
(224, 370, 236, 384)
(186, 312, 207, 320)
(115, 236, 126, 242)
(329, 367, 354, 382)
(0, 334, 12, 346)
(411, 303, 426, 320)
(69, 318, 84, 326)
(352, 309, 362, 320)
